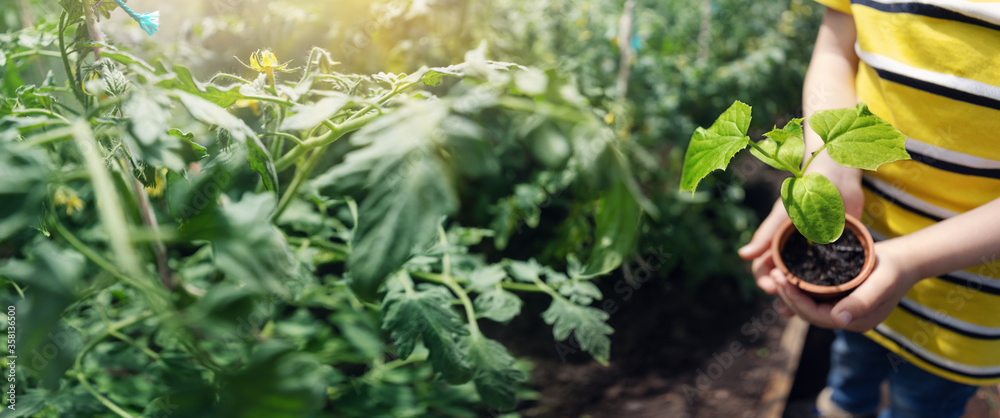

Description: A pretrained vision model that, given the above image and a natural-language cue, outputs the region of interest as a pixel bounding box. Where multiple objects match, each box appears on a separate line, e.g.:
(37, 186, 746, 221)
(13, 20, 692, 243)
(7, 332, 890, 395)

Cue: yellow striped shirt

(813, 0, 1000, 386)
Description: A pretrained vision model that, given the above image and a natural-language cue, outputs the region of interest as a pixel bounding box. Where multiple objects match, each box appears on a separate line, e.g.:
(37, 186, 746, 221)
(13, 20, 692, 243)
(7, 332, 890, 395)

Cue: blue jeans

(827, 330, 979, 418)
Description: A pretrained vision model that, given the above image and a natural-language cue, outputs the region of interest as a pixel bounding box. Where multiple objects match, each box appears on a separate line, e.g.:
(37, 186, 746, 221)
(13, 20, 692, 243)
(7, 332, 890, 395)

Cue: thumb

(830, 272, 896, 331)
(738, 205, 788, 260)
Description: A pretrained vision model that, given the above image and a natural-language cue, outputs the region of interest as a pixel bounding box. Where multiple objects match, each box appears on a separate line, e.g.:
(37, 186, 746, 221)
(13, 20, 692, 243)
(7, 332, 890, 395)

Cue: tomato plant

(1, 0, 823, 416)
(0, 0, 659, 415)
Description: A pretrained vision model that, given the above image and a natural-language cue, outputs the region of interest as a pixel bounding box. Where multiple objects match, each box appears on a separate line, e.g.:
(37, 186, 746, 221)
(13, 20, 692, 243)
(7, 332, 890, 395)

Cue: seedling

(680, 101, 909, 244)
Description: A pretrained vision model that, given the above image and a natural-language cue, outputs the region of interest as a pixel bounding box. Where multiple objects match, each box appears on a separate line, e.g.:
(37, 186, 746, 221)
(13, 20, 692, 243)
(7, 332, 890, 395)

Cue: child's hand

(770, 242, 918, 332)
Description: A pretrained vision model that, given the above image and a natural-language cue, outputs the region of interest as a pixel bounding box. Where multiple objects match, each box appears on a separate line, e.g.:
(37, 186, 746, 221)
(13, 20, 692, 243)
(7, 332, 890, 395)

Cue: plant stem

(209, 73, 252, 84)
(53, 221, 128, 283)
(131, 175, 174, 291)
(275, 148, 323, 219)
(9, 49, 63, 60)
(274, 79, 418, 171)
(801, 143, 830, 174)
(260, 132, 305, 146)
(72, 120, 142, 279)
(9, 282, 24, 300)
(526, 273, 570, 303)
(13, 108, 71, 124)
(497, 96, 588, 124)
(410, 271, 545, 293)
(274, 111, 380, 171)
(241, 94, 294, 107)
(82, 0, 105, 58)
(109, 330, 160, 361)
(58, 11, 87, 109)
(74, 311, 155, 418)
(437, 227, 480, 334)
(16, 126, 75, 149)
(748, 140, 802, 177)
(128, 227, 182, 244)
(284, 236, 350, 254)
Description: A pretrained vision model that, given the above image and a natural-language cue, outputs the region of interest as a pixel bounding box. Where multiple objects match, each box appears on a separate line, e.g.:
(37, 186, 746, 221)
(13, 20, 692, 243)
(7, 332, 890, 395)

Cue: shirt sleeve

(813, 0, 853, 15)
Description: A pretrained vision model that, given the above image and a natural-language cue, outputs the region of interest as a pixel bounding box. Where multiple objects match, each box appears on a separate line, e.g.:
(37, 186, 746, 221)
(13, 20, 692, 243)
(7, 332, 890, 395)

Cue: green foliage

(541, 299, 613, 365)
(461, 334, 526, 410)
(810, 104, 910, 171)
(0, 0, 834, 415)
(780, 173, 845, 244)
(382, 281, 473, 385)
(680, 101, 908, 243)
(751, 118, 805, 172)
(584, 181, 643, 277)
(679, 101, 751, 193)
(0, 1, 655, 414)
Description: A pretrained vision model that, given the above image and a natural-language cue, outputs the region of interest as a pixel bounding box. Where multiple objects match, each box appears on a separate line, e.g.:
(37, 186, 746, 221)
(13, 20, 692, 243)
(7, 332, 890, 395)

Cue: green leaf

(750, 118, 804, 172)
(246, 134, 279, 192)
(541, 298, 613, 365)
(461, 335, 527, 410)
(123, 89, 185, 171)
(167, 128, 208, 160)
(349, 157, 458, 301)
(279, 94, 351, 132)
(780, 173, 845, 244)
(159, 63, 245, 107)
(474, 289, 523, 323)
(102, 48, 156, 73)
(0, 145, 48, 241)
(166, 152, 239, 221)
(211, 193, 299, 298)
(808, 103, 909, 170)
(583, 181, 641, 276)
(418, 66, 461, 87)
(217, 342, 329, 417)
(381, 283, 473, 384)
(174, 91, 277, 191)
(507, 259, 544, 283)
(0, 242, 84, 389)
(558, 280, 603, 305)
(679, 101, 752, 192)
(311, 102, 450, 196)
(93, 0, 119, 20)
(468, 264, 507, 290)
(174, 91, 254, 140)
(3, 389, 48, 417)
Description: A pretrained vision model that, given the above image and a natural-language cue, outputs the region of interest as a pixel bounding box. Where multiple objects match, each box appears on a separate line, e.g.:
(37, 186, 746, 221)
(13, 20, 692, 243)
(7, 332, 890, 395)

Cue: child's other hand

(771, 242, 918, 332)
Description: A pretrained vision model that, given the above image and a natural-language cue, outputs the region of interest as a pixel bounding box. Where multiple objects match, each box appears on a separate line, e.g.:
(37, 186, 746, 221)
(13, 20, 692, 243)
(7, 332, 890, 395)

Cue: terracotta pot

(770, 214, 877, 301)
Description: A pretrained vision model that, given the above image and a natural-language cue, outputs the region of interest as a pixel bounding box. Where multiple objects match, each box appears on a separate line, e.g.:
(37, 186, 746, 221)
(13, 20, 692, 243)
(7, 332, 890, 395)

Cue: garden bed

(489, 275, 789, 417)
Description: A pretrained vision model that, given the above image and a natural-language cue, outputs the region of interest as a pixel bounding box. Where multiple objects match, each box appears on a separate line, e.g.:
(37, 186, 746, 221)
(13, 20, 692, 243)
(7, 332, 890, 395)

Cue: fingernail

(837, 311, 853, 327)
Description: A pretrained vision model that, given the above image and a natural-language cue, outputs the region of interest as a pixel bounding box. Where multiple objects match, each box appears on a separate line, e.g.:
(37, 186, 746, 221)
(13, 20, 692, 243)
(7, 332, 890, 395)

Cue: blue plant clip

(113, 0, 159, 36)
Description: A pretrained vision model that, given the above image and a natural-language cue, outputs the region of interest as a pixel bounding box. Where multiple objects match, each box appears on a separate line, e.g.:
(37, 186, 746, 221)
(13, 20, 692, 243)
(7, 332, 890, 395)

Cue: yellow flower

(249, 50, 294, 73)
(240, 49, 299, 88)
(54, 187, 84, 215)
(144, 168, 168, 198)
(234, 99, 261, 116)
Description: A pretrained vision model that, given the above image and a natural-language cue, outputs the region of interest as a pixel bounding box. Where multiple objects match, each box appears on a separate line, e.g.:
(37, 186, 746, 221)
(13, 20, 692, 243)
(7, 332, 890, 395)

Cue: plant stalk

(801, 143, 830, 174)
(58, 11, 88, 108)
(274, 111, 380, 171)
(74, 311, 156, 418)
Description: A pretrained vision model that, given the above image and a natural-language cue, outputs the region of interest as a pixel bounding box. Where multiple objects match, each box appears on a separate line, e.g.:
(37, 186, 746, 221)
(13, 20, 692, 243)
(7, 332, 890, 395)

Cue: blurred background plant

(0, 0, 819, 415)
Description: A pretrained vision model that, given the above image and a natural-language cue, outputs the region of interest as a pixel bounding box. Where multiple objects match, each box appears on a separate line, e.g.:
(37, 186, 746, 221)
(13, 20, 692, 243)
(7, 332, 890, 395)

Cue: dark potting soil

(779, 229, 865, 286)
